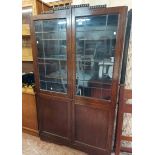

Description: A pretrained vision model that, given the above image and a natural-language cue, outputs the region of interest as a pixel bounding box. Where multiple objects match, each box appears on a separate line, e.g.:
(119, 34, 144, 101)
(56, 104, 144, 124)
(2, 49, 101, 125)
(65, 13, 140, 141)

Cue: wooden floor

(22, 133, 131, 155)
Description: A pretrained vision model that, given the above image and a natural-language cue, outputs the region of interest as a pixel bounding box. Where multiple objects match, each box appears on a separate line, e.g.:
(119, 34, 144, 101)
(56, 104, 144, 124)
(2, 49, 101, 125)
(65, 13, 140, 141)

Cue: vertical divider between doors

(70, 6, 76, 144)
(66, 6, 74, 143)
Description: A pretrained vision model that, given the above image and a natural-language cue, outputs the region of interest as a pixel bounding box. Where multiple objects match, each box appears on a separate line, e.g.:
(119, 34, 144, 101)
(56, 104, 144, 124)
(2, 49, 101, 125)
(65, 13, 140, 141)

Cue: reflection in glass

(34, 19, 67, 93)
(76, 14, 118, 100)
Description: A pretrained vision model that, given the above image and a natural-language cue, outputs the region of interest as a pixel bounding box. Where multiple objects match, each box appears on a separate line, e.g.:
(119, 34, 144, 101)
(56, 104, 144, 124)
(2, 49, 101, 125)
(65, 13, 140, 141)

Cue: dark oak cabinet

(31, 5, 127, 155)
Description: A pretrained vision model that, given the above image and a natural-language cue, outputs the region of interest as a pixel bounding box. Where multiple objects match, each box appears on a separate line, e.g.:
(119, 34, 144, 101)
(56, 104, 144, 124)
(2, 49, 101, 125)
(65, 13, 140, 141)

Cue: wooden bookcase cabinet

(31, 5, 127, 155)
(22, 0, 50, 136)
(22, 0, 50, 61)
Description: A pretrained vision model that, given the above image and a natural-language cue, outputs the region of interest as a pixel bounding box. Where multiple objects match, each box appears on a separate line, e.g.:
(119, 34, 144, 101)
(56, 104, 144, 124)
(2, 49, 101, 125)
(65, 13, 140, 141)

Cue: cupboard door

(72, 6, 127, 155)
(32, 10, 72, 98)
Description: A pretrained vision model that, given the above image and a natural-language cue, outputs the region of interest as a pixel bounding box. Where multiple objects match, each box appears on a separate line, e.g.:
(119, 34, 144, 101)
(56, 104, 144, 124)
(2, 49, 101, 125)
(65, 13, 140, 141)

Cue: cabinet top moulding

(32, 6, 127, 20)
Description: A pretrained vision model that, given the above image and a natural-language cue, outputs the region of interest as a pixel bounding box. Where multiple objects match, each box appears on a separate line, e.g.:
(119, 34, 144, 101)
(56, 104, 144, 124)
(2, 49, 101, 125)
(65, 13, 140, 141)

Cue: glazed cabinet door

(32, 9, 72, 98)
(31, 9, 72, 143)
(72, 6, 127, 155)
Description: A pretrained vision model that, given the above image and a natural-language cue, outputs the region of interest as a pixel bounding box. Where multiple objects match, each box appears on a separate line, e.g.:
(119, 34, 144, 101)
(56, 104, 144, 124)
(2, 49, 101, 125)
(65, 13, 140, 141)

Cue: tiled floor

(22, 133, 130, 155)
(22, 133, 86, 155)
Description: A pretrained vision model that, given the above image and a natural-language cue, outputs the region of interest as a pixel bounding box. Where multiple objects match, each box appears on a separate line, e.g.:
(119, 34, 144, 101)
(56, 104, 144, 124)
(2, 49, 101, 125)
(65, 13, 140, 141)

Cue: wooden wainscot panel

(38, 94, 71, 143)
(74, 103, 109, 152)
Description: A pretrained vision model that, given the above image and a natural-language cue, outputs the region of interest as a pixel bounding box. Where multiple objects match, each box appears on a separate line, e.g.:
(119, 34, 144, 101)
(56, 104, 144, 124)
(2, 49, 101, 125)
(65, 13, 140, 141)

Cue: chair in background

(115, 85, 132, 155)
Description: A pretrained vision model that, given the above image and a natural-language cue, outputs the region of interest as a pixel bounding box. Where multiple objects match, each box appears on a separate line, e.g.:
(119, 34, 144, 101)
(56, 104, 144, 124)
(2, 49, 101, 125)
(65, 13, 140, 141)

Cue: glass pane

(75, 14, 118, 100)
(34, 19, 67, 93)
(34, 21, 42, 32)
(43, 20, 58, 32)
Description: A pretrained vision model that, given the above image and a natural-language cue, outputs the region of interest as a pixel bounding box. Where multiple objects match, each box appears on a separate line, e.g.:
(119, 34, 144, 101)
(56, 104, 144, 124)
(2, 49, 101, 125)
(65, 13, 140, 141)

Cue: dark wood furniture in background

(31, 5, 127, 155)
(22, 0, 50, 62)
(115, 85, 132, 155)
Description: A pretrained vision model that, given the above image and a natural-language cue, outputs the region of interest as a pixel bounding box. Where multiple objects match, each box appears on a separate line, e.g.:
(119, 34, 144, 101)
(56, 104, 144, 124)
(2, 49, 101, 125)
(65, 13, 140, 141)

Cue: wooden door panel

(74, 104, 109, 149)
(38, 95, 70, 138)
